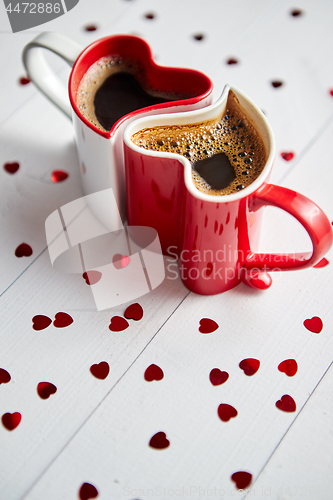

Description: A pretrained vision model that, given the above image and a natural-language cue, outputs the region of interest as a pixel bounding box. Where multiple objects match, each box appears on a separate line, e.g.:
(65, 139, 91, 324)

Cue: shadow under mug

(123, 85, 333, 294)
(22, 32, 213, 229)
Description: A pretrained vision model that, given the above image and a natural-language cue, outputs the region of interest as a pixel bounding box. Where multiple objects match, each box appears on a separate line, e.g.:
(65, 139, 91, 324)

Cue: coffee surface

(131, 91, 267, 195)
(76, 56, 190, 132)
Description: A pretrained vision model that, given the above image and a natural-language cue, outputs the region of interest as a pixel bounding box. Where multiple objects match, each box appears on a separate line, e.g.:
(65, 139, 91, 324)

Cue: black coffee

(131, 90, 267, 195)
(77, 56, 190, 132)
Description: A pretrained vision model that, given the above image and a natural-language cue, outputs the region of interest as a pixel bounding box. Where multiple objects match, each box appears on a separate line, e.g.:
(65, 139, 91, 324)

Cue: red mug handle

(242, 183, 333, 286)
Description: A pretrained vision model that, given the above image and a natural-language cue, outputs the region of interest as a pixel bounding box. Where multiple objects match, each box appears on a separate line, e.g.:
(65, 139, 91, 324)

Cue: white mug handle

(22, 32, 83, 118)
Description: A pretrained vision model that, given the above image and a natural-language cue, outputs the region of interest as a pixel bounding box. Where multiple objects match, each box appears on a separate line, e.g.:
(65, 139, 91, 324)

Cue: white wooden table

(1, 1, 332, 499)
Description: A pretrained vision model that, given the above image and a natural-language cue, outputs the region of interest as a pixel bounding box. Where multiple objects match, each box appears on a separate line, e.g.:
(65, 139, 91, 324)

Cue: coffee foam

(131, 91, 267, 195)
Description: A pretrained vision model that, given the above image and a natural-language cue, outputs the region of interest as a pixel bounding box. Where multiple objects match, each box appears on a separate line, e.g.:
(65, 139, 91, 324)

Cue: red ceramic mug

(123, 85, 333, 294)
(22, 32, 213, 227)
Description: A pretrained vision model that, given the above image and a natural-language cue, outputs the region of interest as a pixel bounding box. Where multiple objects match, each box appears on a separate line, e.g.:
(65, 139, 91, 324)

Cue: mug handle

(242, 183, 333, 284)
(22, 32, 83, 118)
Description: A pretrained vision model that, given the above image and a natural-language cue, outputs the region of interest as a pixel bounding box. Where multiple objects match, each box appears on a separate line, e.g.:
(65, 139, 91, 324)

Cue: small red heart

(124, 303, 143, 321)
(231, 471, 252, 490)
(51, 170, 68, 183)
(149, 431, 170, 449)
(79, 483, 98, 500)
(15, 243, 33, 258)
(90, 362, 110, 380)
(82, 270, 102, 285)
(37, 382, 57, 399)
(3, 161, 20, 174)
(271, 80, 283, 88)
(313, 258, 329, 268)
(276, 394, 296, 412)
(239, 358, 260, 376)
(281, 151, 294, 161)
(0, 368, 11, 385)
(227, 57, 238, 65)
(303, 316, 323, 334)
(329, 89, 333, 97)
(2, 412, 21, 431)
(144, 364, 164, 381)
(32, 315, 52, 331)
(19, 76, 30, 85)
(53, 312, 73, 328)
(278, 359, 298, 377)
(112, 254, 130, 269)
(199, 318, 219, 334)
(209, 368, 229, 386)
(217, 403, 238, 422)
(84, 24, 98, 32)
(109, 316, 129, 332)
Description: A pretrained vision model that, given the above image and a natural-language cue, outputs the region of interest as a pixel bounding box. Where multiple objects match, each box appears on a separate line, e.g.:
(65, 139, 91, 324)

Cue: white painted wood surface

(1, 0, 332, 499)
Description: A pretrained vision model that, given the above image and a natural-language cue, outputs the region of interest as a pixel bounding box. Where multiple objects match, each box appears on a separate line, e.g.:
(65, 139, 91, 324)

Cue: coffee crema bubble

(76, 56, 191, 132)
(131, 91, 267, 196)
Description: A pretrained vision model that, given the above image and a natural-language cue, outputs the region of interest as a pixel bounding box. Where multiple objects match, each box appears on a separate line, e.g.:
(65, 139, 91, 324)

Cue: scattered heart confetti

(1, 412, 21, 431)
(79, 483, 98, 500)
(149, 431, 170, 449)
(112, 254, 130, 269)
(303, 316, 323, 334)
(239, 358, 260, 376)
(53, 312, 74, 328)
(281, 151, 294, 161)
(3, 161, 19, 174)
(329, 89, 333, 97)
(145, 12, 156, 20)
(109, 316, 129, 332)
(209, 368, 229, 386)
(227, 57, 238, 65)
(193, 33, 205, 41)
(271, 80, 283, 88)
(231, 471, 252, 489)
(15, 243, 33, 258)
(90, 362, 110, 380)
(19, 76, 30, 85)
(217, 404, 238, 422)
(37, 382, 57, 400)
(51, 170, 68, 183)
(0, 368, 11, 385)
(144, 364, 164, 382)
(291, 8, 303, 17)
(124, 303, 143, 321)
(82, 270, 102, 285)
(84, 24, 98, 32)
(198, 318, 219, 334)
(313, 258, 329, 268)
(32, 315, 52, 331)
(278, 359, 298, 377)
(276, 394, 296, 412)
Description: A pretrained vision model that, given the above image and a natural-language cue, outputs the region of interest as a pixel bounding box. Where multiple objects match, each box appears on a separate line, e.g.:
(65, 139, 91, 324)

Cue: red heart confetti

(199, 318, 219, 334)
(144, 364, 164, 382)
(281, 151, 294, 161)
(276, 394, 296, 412)
(145, 12, 156, 20)
(193, 33, 205, 41)
(0, 368, 11, 385)
(79, 483, 98, 500)
(37, 382, 57, 400)
(271, 80, 283, 88)
(124, 303, 143, 321)
(149, 431, 170, 449)
(313, 258, 329, 268)
(209, 368, 229, 386)
(90, 362, 110, 380)
(227, 57, 238, 65)
(84, 24, 98, 32)
(19, 76, 30, 85)
(3, 161, 20, 174)
(1, 412, 21, 431)
(291, 9, 303, 17)
(329, 89, 333, 97)
(112, 254, 130, 269)
(303, 316, 323, 334)
(32, 315, 52, 331)
(51, 170, 68, 183)
(15, 243, 32, 258)
(278, 359, 298, 377)
(231, 471, 252, 490)
(82, 270, 102, 285)
(53, 312, 74, 328)
(239, 358, 260, 376)
(217, 404, 238, 422)
(109, 316, 129, 332)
